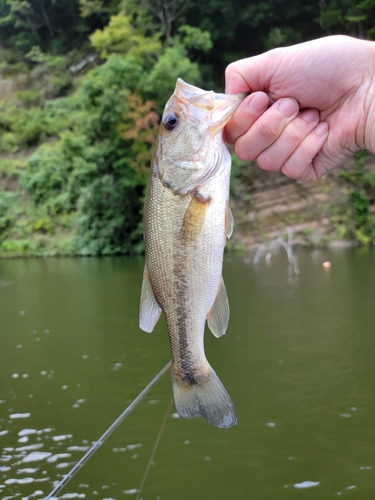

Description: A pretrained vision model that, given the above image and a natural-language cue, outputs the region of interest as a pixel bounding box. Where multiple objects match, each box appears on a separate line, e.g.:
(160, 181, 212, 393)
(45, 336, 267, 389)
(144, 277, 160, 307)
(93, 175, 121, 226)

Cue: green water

(1, 249, 375, 499)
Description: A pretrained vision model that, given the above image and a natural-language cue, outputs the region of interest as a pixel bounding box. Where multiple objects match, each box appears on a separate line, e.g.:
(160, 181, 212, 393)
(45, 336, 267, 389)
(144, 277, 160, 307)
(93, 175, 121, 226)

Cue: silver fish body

(139, 79, 245, 428)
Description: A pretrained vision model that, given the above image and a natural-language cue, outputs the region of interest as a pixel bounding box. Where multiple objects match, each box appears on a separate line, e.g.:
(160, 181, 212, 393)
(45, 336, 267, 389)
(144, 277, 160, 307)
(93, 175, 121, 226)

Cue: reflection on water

(1, 250, 375, 499)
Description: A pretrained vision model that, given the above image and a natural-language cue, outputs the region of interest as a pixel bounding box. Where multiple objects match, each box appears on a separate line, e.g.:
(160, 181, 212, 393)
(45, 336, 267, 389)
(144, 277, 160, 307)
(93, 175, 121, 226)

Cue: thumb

(225, 53, 273, 94)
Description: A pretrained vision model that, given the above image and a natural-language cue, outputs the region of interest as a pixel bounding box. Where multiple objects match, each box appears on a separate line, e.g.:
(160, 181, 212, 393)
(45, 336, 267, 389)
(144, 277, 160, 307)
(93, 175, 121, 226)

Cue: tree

(320, 0, 375, 39)
(89, 11, 160, 59)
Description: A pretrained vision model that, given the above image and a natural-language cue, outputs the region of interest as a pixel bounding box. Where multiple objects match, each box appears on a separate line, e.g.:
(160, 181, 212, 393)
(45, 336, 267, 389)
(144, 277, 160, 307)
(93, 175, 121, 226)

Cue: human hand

(225, 35, 375, 180)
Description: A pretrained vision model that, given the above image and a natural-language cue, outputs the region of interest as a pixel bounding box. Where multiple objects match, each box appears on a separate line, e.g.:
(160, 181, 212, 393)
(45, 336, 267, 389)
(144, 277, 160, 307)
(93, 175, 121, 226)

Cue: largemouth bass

(139, 79, 245, 428)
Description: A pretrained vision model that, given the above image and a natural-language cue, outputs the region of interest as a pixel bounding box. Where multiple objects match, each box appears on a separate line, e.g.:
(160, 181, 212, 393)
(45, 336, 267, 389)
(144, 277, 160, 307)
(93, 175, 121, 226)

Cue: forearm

(360, 40, 375, 155)
(364, 84, 375, 155)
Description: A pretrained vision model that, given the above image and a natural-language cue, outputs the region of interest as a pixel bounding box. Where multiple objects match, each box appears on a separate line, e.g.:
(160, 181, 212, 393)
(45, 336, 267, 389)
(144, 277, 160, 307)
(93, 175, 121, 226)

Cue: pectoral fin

(207, 278, 230, 338)
(225, 202, 234, 239)
(180, 194, 210, 243)
(139, 266, 162, 333)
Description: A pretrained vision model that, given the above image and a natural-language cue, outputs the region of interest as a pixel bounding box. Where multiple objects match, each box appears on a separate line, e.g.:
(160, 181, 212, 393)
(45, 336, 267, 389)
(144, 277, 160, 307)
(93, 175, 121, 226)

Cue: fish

(139, 78, 246, 428)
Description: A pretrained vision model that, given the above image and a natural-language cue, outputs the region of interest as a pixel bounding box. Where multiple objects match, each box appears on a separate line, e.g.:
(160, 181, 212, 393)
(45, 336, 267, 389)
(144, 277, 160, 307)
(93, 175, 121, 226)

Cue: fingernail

(248, 92, 268, 114)
(300, 109, 318, 123)
(278, 98, 298, 118)
(315, 122, 329, 136)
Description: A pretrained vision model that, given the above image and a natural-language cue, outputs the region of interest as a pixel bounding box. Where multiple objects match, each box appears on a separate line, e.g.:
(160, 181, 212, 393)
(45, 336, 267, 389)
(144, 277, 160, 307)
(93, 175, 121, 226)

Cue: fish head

(154, 79, 246, 195)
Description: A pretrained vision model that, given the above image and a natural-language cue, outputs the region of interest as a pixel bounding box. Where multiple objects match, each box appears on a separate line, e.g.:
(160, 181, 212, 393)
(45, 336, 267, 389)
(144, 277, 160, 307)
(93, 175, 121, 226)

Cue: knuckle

(257, 152, 278, 171)
(283, 150, 315, 180)
(281, 162, 302, 179)
(236, 149, 250, 162)
(225, 63, 234, 76)
(257, 120, 278, 142)
(235, 144, 250, 161)
(284, 126, 300, 145)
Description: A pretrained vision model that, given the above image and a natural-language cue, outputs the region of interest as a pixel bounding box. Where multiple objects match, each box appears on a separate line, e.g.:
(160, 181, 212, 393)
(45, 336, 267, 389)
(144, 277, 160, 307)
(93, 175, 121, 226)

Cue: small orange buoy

(322, 261, 331, 269)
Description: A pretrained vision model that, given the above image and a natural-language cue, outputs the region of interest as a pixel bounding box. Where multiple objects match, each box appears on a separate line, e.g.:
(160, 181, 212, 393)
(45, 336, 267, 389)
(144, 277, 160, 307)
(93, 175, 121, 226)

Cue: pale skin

(225, 35, 375, 181)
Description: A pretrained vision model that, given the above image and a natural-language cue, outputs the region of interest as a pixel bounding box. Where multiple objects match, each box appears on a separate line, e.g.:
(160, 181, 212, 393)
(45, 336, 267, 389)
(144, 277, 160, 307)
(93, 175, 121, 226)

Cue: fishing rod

(45, 360, 172, 500)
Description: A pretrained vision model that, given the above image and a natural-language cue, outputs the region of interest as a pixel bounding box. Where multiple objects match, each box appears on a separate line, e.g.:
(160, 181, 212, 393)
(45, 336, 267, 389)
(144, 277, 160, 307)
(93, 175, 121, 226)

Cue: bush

(0, 192, 19, 235)
(73, 174, 142, 255)
(0, 101, 50, 152)
(142, 45, 201, 107)
(16, 89, 41, 107)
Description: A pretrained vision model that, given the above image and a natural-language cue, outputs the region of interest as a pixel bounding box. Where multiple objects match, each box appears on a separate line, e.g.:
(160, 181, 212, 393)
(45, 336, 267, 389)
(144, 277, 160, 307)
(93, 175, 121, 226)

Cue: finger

(313, 130, 354, 178)
(280, 122, 329, 180)
(234, 97, 300, 161)
(225, 92, 269, 144)
(256, 108, 320, 172)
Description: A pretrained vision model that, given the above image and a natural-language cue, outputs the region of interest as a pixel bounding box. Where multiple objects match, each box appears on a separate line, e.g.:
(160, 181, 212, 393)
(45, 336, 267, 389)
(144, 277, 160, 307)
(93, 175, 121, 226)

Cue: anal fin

(207, 277, 230, 338)
(139, 266, 162, 333)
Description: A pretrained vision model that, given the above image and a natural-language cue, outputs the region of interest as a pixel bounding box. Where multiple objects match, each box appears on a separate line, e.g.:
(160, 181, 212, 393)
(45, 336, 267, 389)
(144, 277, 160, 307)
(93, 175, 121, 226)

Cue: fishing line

(45, 360, 172, 500)
(136, 397, 174, 500)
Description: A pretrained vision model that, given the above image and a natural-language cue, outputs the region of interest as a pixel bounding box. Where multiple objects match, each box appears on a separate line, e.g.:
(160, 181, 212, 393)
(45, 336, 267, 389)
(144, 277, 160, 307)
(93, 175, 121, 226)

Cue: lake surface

(1, 249, 375, 500)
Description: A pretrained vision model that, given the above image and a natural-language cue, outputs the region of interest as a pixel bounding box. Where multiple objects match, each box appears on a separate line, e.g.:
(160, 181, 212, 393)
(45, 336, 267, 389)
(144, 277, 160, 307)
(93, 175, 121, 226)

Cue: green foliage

(24, 141, 79, 210)
(178, 25, 213, 53)
(2, 0, 375, 257)
(181, 0, 325, 81)
(30, 217, 55, 235)
(90, 12, 160, 59)
(25, 47, 74, 98)
(263, 26, 301, 50)
(350, 189, 369, 228)
(16, 89, 41, 107)
(142, 45, 201, 106)
(79, 0, 105, 18)
(0, 0, 115, 55)
(73, 174, 142, 255)
(0, 101, 49, 152)
(321, 0, 375, 38)
(339, 152, 375, 245)
(0, 239, 40, 256)
(230, 155, 248, 197)
(18, 50, 163, 256)
(0, 191, 19, 236)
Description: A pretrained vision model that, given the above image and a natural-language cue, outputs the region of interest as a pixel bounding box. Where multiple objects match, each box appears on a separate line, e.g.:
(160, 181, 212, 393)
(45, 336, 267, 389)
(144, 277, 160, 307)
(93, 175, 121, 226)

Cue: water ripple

(294, 481, 320, 489)
(22, 452, 52, 463)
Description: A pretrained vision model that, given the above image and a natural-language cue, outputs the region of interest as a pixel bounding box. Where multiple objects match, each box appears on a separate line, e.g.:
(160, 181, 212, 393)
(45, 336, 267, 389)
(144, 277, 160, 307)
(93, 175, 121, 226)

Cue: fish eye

(163, 112, 179, 131)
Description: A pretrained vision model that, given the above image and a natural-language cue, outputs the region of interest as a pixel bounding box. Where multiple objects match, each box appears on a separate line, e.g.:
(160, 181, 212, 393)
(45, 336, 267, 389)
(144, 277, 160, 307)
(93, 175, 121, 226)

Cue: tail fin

(171, 364, 237, 428)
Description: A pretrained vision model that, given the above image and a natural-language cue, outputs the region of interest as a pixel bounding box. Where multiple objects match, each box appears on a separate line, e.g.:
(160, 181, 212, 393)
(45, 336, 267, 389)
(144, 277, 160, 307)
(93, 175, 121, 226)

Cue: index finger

(225, 92, 269, 144)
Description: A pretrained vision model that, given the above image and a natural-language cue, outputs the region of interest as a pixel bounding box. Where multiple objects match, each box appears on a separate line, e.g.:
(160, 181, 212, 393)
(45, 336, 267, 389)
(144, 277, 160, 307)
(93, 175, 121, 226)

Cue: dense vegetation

(1, 0, 375, 256)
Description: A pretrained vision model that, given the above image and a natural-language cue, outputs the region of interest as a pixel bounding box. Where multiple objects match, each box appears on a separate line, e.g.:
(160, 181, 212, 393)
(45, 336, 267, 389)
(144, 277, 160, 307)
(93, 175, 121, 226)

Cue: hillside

(229, 154, 375, 253)
(1, 0, 375, 257)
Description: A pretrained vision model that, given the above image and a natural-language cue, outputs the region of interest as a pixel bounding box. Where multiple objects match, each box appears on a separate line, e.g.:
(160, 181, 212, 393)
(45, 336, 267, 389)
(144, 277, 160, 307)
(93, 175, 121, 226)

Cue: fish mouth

(174, 78, 247, 133)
